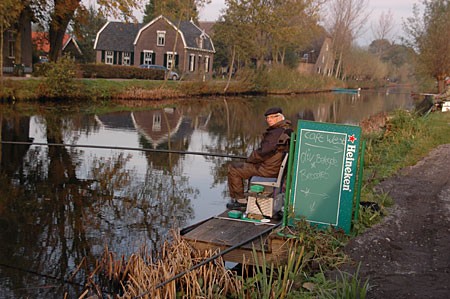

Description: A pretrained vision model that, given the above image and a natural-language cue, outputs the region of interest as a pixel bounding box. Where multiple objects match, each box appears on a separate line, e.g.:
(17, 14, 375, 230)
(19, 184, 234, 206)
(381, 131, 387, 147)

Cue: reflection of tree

(132, 108, 197, 245)
(0, 115, 32, 172)
(131, 165, 195, 255)
(0, 112, 154, 297)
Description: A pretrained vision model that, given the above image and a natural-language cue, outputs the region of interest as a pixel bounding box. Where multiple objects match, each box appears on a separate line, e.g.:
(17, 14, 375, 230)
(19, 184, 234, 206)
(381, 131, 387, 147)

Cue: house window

(166, 52, 176, 69)
(123, 52, 131, 65)
(157, 31, 166, 46)
(204, 56, 210, 73)
(105, 51, 114, 64)
(153, 113, 161, 132)
(189, 54, 196, 72)
(8, 31, 15, 58)
(144, 50, 153, 64)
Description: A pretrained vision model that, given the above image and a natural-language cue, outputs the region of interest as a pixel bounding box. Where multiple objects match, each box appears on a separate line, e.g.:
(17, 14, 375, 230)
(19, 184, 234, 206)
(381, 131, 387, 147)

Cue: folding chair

(249, 153, 289, 196)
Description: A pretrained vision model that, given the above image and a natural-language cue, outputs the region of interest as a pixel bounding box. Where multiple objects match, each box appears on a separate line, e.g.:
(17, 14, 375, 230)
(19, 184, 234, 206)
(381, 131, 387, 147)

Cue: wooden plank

(183, 232, 290, 265)
(182, 217, 273, 250)
(180, 211, 289, 265)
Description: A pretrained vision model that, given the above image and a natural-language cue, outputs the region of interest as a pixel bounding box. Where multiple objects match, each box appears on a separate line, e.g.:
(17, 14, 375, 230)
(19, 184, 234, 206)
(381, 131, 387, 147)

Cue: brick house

(1, 21, 33, 74)
(94, 15, 215, 77)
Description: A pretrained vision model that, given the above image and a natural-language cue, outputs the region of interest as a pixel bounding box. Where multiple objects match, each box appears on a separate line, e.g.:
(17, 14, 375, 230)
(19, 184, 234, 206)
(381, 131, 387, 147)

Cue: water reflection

(0, 88, 415, 297)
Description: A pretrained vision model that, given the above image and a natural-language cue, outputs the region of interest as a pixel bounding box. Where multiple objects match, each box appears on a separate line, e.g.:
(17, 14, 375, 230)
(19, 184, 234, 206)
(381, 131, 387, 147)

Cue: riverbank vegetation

(0, 57, 374, 102)
(77, 110, 450, 298)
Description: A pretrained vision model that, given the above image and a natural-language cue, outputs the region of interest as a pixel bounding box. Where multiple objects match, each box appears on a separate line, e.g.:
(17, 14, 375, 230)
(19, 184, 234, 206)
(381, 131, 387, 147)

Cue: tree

(372, 9, 395, 42)
(72, 6, 107, 63)
(343, 46, 388, 80)
(324, 0, 371, 79)
(214, 0, 324, 71)
(271, 0, 324, 65)
(403, 0, 450, 93)
(143, 0, 210, 23)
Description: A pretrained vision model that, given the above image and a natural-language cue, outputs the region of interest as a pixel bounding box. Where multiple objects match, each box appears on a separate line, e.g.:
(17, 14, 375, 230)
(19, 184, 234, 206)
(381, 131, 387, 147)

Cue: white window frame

(204, 56, 210, 73)
(144, 50, 153, 64)
(189, 54, 196, 72)
(105, 51, 114, 64)
(122, 52, 131, 65)
(166, 52, 176, 69)
(157, 31, 166, 46)
(153, 113, 162, 132)
(8, 41, 15, 58)
(198, 54, 202, 70)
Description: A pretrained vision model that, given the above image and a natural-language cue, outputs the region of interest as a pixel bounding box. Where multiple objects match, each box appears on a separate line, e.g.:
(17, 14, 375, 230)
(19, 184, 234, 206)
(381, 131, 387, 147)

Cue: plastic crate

(246, 194, 283, 218)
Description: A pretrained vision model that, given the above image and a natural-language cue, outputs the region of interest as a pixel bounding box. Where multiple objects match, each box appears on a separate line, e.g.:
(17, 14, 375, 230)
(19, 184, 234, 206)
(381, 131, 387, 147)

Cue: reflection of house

(94, 15, 215, 76)
(94, 111, 136, 131)
(132, 108, 186, 149)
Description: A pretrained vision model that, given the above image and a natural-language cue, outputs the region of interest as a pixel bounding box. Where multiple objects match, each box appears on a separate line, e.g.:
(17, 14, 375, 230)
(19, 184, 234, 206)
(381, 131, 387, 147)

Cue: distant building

(314, 37, 334, 76)
(2, 15, 33, 74)
(94, 15, 215, 77)
(298, 36, 335, 76)
(32, 32, 83, 62)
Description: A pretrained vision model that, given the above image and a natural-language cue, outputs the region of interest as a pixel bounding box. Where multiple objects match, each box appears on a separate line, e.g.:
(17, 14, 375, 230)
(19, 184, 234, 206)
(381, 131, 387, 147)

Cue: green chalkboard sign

(288, 120, 361, 234)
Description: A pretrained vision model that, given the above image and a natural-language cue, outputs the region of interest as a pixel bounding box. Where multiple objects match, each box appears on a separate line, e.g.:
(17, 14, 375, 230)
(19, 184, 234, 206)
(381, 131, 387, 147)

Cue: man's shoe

(226, 200, 247, 210)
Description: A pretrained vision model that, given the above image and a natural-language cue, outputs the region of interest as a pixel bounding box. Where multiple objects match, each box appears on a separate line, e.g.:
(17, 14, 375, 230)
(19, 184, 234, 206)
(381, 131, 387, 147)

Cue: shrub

(79, 64, 164, 80)
(38, 55, 81, 99)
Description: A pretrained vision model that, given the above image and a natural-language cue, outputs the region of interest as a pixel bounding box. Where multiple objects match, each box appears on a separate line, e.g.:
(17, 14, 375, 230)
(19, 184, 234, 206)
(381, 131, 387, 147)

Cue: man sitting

(226, 107, 292, 209)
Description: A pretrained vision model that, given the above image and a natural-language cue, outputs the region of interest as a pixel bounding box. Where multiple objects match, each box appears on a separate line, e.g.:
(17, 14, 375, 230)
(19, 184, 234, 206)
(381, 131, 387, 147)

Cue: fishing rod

(0, 141, 247, 160)
(133, 221, 282, 299)
(0, 261, 119, 297)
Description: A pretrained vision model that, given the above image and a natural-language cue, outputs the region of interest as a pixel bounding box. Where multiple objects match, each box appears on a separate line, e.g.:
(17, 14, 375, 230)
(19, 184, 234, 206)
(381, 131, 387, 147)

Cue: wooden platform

(180, 211, 291, 265)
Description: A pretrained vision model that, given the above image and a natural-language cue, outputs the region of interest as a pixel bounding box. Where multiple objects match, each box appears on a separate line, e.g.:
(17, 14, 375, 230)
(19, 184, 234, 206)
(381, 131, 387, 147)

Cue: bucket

(250, 184, 264, 193)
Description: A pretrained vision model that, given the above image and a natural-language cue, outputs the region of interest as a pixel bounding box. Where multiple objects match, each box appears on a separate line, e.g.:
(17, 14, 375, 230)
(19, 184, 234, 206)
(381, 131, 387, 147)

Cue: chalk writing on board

(300, 188, 329, 200)
(289, 120, 361, 234)
(305, 143, 343, 153)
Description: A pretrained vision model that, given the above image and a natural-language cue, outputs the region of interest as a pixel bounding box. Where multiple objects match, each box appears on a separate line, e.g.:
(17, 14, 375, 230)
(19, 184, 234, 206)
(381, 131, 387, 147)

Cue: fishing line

(0, 262, 118, 296)
(0, 141, 247, 159)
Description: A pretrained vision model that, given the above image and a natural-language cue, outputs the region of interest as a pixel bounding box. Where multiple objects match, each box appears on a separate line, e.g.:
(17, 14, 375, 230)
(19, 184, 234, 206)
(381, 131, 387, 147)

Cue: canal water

(0, 87, 415, 297)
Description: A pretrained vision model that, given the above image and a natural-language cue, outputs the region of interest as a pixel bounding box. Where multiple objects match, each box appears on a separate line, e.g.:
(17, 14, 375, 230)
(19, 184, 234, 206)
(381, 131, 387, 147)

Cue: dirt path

(343, 144, 450, 298)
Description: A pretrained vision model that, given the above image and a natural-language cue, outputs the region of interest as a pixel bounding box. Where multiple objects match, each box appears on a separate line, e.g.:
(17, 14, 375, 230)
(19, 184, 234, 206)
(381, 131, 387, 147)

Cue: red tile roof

(32, 32, 70, 53)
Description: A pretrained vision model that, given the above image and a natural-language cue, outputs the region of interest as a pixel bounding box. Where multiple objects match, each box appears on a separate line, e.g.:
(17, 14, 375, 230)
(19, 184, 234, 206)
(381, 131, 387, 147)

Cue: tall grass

(258, 66, 341, 93)
(354, 110, 450, 233)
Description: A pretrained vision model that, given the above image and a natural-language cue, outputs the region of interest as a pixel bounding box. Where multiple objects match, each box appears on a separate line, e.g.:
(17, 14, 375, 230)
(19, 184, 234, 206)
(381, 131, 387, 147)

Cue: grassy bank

(354, 110, 450, 232)
(78, 110, 450, 298)
(1, 65, 365, 102)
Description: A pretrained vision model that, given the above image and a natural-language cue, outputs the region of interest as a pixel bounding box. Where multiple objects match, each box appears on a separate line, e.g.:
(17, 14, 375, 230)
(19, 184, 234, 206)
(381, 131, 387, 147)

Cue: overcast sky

(198, 0, 418, 45)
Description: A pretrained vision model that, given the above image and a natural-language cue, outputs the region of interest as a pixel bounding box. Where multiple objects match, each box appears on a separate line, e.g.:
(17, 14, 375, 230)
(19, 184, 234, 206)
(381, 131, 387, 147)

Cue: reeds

(81, 231, 242, 298)
(80, 223, 372, 298)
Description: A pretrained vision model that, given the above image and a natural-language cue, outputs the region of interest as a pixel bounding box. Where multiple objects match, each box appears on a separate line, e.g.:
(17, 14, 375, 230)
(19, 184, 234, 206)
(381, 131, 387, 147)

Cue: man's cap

(264, 107, 283, 116)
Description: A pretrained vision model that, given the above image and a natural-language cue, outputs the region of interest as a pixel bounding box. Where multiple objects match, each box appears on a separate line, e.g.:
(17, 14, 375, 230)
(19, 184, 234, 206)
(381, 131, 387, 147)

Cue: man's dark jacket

(246, 119, 292, 177)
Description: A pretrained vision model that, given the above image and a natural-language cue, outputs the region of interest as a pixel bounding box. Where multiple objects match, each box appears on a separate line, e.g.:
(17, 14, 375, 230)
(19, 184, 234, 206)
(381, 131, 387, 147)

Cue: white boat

(442, 101, 450, 112)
